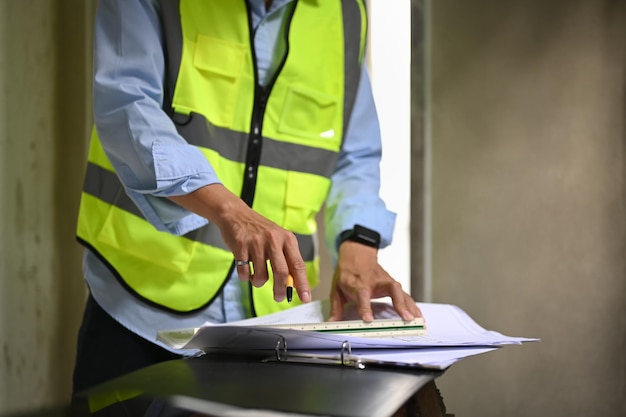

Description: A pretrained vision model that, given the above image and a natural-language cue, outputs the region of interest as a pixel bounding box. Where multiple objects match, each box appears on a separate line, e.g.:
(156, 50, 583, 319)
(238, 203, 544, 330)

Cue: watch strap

(338, 224, 381, 249)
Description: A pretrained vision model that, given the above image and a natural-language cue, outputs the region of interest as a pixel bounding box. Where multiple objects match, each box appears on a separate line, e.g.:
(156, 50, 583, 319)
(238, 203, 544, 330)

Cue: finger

(250, 258, 269, 288)
(328, 289, 345, 322)
(388, 282, 416, 321)
(293, 270, 310, 303)
(269, 257, 290, 302)
(234, 257, 251, 281)
(405, 294, 424, 319)
(355, 289, 374, 322)
(283, 236, 310, 303)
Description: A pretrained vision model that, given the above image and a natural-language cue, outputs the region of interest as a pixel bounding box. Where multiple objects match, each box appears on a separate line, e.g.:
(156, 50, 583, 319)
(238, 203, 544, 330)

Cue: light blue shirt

(86, 0, 396, 353)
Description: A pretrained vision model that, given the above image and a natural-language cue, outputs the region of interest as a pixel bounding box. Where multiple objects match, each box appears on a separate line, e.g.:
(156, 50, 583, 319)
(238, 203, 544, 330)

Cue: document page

(158, 300, 538, 351)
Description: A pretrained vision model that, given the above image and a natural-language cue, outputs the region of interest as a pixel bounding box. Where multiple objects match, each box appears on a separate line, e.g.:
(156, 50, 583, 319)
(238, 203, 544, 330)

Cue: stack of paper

(158, 300, 538, 370)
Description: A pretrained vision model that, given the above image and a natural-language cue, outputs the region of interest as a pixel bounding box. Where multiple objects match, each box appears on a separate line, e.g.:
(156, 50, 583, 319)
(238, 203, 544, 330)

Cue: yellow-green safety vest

(77, 0, 367, 316)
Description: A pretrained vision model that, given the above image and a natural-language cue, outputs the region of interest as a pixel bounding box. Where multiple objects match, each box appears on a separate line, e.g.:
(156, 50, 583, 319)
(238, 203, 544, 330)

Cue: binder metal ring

(275, 335, 287, 362)
(340, 340, 351, 365)
(341, 340, 365, 369)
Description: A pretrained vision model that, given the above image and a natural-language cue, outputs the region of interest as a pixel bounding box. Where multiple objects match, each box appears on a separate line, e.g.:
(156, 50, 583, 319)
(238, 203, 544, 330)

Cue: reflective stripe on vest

(77, 0, 367, 315)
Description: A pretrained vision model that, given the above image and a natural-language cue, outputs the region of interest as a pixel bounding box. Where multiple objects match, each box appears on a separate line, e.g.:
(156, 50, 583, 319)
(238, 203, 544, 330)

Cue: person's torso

(78, 0, 367, 316)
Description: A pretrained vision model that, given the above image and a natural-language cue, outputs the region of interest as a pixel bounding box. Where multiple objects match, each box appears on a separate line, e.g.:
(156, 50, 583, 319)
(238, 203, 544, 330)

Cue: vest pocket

(283, 171, 331, 233)
(184, 34, 246, 128)
(278, 85, 340, 144)
(193, 35, 245, 78)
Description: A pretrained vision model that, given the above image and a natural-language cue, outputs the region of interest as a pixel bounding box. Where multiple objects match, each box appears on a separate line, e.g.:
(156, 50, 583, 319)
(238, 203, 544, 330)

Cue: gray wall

(0, 0, 91, 414)
(429, 0, 626, 416)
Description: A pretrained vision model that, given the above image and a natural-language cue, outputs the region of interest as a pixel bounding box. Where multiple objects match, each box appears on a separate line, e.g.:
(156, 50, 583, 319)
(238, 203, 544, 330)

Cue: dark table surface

(77, 353, 441, 417)
(6, 354, 442, 417)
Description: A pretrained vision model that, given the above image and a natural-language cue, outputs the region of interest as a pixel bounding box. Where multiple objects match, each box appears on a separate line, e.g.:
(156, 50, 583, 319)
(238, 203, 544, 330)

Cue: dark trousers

(72, 295, 182, 394)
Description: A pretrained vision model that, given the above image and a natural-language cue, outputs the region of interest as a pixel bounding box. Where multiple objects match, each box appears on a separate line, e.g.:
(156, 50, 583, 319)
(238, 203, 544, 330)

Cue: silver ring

(234, 259, 250, 266)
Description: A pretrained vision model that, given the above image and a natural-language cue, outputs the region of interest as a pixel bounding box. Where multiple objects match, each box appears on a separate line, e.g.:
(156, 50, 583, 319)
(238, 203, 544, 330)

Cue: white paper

(158, 300, 538, 352)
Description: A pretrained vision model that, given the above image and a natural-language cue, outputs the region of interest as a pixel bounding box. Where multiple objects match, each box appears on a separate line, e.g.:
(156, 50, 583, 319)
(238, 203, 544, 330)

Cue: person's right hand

(169, 184, 311, 303)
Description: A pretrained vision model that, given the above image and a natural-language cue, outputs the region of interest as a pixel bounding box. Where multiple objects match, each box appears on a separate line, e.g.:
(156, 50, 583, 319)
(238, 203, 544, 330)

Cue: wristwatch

(338, 224, 381, 249)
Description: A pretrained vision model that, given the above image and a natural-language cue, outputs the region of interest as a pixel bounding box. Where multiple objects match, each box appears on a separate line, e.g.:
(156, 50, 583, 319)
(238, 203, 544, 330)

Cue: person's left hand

(328, 241, 423, 322)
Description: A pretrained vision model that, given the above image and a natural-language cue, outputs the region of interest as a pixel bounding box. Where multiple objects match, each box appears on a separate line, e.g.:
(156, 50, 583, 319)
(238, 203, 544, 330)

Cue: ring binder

(269, 336, 365, 369)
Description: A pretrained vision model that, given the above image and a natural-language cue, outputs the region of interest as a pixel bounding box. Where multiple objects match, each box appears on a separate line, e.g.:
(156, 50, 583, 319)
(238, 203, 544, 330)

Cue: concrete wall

(0, 0, 91, 414)
(429, 0, 626, 415)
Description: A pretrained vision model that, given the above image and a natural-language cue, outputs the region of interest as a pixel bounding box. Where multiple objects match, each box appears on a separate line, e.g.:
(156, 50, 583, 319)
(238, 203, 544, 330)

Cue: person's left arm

(325, 64, 422, 322)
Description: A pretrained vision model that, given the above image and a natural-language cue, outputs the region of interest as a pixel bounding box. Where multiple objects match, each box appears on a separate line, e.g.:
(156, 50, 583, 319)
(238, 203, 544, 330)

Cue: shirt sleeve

(324, 64, 397, 260)
(92, 0, 217, 235)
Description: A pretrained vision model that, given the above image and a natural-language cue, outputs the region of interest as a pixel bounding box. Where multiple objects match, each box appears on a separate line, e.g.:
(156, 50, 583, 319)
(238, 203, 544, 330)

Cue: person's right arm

(93, 0, 310, 302)
(94, 0, 213, 234)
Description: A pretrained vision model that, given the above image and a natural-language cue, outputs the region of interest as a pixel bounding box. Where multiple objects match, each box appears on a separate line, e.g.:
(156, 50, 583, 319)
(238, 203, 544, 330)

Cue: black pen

(286, 274, 294, 303)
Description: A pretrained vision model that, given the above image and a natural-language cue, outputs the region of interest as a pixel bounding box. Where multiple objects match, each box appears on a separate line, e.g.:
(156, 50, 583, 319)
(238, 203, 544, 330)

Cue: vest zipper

(245, 0, 298, 317)
(240, 84, 268, 206)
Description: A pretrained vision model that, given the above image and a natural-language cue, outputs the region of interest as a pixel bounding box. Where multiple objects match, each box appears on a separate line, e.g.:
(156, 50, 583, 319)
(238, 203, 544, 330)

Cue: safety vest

(77, 0, 367, 316)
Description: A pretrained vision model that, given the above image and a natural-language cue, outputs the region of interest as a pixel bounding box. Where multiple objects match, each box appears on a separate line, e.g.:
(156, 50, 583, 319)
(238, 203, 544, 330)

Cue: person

(72, 0, 422, 394)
